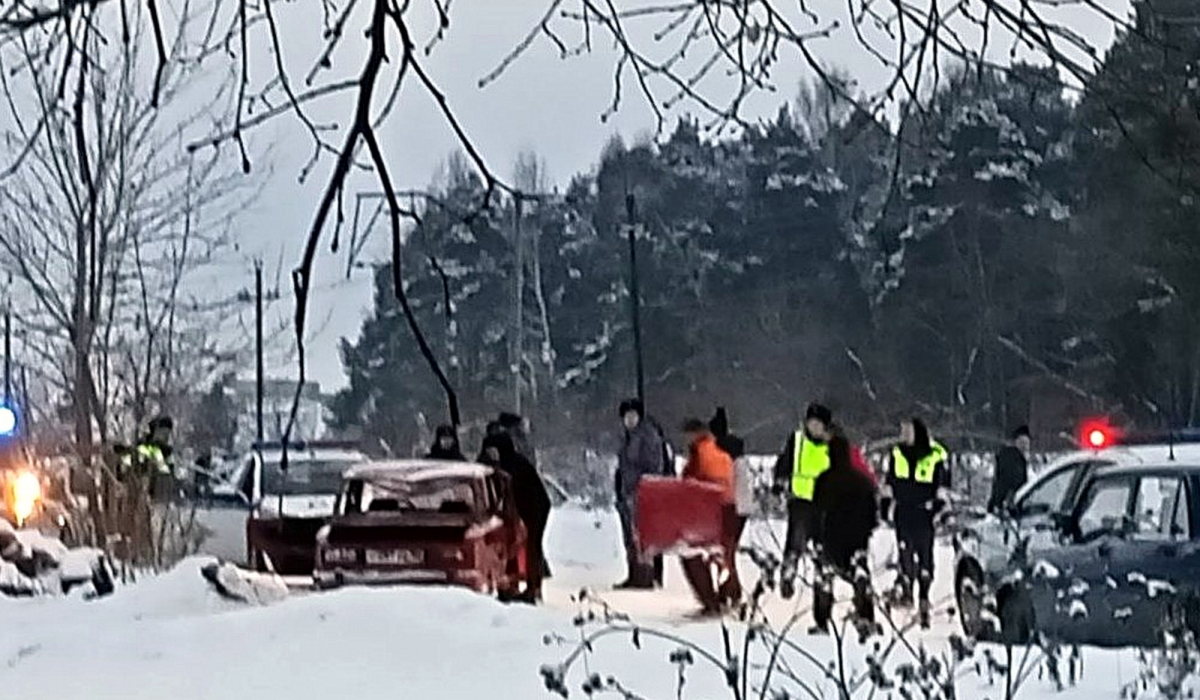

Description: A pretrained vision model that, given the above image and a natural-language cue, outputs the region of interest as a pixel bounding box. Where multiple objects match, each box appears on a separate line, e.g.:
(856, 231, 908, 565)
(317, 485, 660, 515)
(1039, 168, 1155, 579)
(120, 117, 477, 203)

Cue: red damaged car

(313, 460, 528, 594)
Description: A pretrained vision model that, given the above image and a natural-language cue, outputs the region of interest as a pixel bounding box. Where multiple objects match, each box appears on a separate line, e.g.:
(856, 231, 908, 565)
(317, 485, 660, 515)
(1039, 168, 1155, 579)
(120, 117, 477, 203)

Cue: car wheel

(249, 548, 267, 573)
(997, 584, 1035, 645)
(956, 564, 990, 640)
(91, 555, 116, 598)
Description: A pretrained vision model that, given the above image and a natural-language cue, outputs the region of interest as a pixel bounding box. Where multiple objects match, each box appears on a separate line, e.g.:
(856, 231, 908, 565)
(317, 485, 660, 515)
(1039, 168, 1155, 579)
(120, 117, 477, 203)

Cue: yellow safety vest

(891, 442, 947, 484)
(791, 433, 830, 501)
(126, 443, 170, 476)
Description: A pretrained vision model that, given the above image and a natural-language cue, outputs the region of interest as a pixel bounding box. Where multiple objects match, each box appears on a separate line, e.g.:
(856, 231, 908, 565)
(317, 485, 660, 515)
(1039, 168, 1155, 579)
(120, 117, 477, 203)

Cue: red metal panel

(635, 476, 725, 556)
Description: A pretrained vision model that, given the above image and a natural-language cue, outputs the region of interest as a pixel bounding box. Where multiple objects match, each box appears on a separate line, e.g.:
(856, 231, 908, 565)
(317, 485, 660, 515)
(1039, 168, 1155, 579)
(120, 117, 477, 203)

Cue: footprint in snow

(6, 644, 41, 668)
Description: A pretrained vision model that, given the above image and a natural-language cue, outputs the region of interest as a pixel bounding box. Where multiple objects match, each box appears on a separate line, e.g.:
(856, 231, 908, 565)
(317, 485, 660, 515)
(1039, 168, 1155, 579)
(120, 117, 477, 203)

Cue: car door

(1028, 475, 1135, 644)
(969, 462, 1089, 582)
(1102, 473, 1196, 646)
(190, 454, 256, 565)
(1009, 461, 1092, 548)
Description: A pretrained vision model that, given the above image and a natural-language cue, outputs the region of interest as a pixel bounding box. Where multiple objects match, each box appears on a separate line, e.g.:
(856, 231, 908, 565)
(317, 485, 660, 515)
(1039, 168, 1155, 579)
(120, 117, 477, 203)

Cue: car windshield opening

(261, 459, 356, 496)
(341, 478, 477, 515)
(1016, 466, 1075, 517)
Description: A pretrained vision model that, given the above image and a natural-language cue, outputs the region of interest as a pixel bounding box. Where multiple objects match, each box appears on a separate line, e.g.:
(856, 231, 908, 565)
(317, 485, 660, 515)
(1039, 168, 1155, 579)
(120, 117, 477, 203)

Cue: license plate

(366, 549, 423, 566)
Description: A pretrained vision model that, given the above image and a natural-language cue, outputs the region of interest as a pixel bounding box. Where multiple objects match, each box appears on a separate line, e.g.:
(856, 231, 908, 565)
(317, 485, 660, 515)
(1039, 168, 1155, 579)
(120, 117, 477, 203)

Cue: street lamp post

(625, 193, 646, 406)
(3, 308, 10, 403)
(255, 261, 264, 444)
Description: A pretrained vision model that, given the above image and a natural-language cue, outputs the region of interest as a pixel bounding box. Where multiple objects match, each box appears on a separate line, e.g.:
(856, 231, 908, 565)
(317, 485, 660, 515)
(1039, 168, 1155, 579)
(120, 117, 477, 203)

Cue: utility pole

(625, 192, 646, 406)
(3, 308, 10, 403)
(255, 261, 264, 444)
(514, 196, 525, 414)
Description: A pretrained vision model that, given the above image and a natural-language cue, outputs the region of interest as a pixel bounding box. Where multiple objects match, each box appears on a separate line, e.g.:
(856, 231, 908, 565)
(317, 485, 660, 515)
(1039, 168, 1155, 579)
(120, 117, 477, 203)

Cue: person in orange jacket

(679, 417, 735, 615)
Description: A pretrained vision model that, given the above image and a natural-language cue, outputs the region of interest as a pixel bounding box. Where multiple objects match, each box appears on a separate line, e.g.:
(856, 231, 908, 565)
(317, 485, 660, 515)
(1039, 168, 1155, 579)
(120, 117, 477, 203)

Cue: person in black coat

(709, 407, 745, 462)
(426, 425, 466, 461)
(811, 434, 878, 634)
(885, 417, 949, 628)
(480, 432, 552, 604)
(476, 421, 505, 463)
(988, 426, 1031, 514)
(497, 412, 537, 467)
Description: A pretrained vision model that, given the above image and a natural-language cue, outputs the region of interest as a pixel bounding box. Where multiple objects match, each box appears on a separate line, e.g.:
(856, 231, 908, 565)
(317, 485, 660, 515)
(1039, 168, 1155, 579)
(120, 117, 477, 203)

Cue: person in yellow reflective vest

(771, 403, 834, 600)
(120, 415, 175, 498)
(882, 417, 949, 629)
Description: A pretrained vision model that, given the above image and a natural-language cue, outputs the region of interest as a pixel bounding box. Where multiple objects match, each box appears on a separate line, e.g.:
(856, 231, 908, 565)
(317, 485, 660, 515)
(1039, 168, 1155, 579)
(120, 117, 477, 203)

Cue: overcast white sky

(226, 0, 1131, 393)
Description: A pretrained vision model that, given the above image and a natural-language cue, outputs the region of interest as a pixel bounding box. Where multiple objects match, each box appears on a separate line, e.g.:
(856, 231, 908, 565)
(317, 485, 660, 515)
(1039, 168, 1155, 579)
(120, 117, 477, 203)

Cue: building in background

(231, 379, 329, 451)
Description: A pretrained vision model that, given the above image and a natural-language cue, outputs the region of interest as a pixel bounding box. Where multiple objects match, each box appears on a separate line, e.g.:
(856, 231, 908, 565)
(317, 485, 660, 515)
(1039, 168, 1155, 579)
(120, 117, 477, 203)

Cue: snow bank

(0, 527, 107, 597)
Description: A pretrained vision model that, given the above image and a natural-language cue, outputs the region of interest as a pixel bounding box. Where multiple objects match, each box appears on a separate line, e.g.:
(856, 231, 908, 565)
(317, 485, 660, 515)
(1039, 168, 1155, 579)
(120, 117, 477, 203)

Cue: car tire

(997, 584, 1035, 645)
(249, 548, 267, 573)
(956, 564, 991, 640)
(91, 555, 116, 598)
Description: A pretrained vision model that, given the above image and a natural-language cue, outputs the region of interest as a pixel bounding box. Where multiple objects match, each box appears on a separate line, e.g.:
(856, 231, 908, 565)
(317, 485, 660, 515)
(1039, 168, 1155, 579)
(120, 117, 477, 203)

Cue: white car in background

(197, 441, 368, 573)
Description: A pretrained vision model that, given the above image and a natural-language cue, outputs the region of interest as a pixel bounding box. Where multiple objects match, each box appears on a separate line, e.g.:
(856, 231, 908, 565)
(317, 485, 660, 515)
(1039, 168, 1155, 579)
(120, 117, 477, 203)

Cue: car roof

(342, 459, 494, 482)
(1092, 461, 1200, 479)
(1012, 443, 1200, 502)
(1038, 443, 1200, 473)
(1085, 442, 1200, 465)
(257, 447, 367, 463)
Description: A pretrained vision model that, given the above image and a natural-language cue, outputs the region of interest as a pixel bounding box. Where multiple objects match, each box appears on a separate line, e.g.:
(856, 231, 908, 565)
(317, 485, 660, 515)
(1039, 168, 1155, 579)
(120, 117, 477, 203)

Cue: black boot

(616, 554, 653, 589)
(918, 572, 932, 629)
(615, 570, 654, 590)
(810, 564, 835, 635)
(780, 554, 798, 600)
(852, 560, 876, 627)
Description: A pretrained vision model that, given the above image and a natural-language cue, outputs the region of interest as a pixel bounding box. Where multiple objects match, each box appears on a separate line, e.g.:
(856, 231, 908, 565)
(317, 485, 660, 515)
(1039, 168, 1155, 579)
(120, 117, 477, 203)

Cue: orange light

(10, 470, 41, 527)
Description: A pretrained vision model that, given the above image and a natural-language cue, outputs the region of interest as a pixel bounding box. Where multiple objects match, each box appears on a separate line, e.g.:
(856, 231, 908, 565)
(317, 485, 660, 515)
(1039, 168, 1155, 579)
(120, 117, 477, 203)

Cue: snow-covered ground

(0, 506, 1184, 699)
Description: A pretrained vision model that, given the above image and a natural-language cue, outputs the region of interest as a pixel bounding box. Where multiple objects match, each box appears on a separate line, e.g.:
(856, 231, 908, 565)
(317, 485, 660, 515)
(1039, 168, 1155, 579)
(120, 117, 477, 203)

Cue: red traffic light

(1078, 419, 1119, 450)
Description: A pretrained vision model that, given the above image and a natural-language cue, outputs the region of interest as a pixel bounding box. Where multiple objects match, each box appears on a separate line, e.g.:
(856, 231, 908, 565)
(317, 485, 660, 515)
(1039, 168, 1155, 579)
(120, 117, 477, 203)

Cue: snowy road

(0, 506, 1182, 699)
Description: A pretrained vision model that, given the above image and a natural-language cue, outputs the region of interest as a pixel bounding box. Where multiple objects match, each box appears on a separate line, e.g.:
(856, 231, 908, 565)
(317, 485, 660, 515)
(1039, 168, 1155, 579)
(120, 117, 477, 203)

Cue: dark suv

(972, 462, 1200, 647)
(955, 452, 1117, 638)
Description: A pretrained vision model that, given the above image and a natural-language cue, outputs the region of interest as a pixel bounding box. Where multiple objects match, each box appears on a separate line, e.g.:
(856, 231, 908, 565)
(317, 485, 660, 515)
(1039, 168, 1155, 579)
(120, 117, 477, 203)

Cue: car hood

(258, 494, 338, 519)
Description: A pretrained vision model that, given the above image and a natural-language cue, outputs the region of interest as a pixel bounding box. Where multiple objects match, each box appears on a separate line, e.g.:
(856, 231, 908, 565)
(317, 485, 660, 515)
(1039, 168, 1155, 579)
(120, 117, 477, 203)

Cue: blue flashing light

(0, 405, 15, 437)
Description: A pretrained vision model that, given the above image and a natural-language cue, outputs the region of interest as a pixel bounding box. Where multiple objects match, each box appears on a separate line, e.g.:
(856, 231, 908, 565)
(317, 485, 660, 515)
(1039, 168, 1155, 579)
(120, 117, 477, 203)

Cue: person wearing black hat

(988, 426, 1031, 514)
(497, 412, 536, 468)
(426, 425, 466, 461)
(772, 403, 835, 600)
(479, 432, 551, 604)
(485, 415, 553, 582)
(121, 415, 175, 498)
(614, 399, 668, 589)
(884, 417, 949, 628)
(811, 433, 879, 635)
(477, 421, 506, 462)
